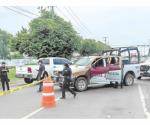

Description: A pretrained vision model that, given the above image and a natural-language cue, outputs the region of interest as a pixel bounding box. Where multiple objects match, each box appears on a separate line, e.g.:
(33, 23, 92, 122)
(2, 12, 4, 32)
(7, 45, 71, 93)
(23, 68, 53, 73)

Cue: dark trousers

(37, 75, 43, 92)
(62, 79, 76, 98)
(1, 80, 10, 91)
(38, 82, 43, 92)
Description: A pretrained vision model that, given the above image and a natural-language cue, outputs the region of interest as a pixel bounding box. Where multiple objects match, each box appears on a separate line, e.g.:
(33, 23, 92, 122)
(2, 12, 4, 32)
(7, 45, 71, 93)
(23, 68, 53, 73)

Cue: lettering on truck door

(90, 58, 109, 84)
(106, 57, 122, 83)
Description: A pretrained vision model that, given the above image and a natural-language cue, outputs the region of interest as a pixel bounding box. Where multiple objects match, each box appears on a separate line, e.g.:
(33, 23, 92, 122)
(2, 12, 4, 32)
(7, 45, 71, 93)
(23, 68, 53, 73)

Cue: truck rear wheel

(75, 77, 88, 92)
(24, 78, 33, 84)
(124, 73, 134, 86)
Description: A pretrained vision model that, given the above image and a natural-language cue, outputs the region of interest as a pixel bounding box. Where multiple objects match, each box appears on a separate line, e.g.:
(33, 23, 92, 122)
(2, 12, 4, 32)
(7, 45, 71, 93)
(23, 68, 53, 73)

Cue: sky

(1, 5, 150, 47)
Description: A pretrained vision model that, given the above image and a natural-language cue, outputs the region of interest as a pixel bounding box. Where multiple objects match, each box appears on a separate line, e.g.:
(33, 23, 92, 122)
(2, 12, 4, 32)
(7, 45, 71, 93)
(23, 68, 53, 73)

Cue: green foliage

(10, 51, 23, 59)
(0, 29, 13, 59)
(10, 9, 110, 58)
(11, 9, 80, 59)
(8, 68, 21, 81)
(79, 39, 110, 56)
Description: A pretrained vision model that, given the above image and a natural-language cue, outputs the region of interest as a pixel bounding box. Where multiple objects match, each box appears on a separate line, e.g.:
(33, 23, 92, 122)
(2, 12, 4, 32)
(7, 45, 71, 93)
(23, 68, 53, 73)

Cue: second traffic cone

(41, 76, 56, 108)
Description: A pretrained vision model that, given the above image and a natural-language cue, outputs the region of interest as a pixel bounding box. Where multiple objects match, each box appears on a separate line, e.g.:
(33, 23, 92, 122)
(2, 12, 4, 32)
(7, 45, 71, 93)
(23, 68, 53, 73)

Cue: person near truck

(37, 60, 45, 92)
(0, 62, 10, 91)
(61, 63, 76, 99)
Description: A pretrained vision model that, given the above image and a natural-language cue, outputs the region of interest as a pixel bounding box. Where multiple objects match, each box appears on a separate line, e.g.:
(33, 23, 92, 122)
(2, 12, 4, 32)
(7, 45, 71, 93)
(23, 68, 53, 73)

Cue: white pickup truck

(16, 57, 72, 83)
(138, 57, 150, 79)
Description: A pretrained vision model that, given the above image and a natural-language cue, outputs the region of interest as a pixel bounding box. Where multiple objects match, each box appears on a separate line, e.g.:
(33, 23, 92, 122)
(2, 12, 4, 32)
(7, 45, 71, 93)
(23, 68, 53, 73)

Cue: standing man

(61, 63, 76, 99)
(37, 60, 45, 92)
(0, 62, 10, 91)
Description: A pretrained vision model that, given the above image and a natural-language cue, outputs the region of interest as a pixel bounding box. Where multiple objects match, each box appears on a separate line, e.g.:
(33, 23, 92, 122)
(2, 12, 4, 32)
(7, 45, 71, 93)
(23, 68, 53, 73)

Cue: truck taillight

(27, 67, 32, 73)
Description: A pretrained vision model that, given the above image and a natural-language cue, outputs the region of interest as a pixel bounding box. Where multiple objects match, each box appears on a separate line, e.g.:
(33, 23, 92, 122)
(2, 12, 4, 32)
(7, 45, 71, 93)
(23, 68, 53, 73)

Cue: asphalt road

(0, 78, 150, 119)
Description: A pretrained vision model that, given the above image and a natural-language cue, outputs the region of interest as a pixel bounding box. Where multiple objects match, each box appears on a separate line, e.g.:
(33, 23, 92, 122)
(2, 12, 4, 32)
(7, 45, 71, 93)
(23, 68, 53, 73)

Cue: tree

(79, 39, 110, 56)
(0, 29, 12, 59)
(11, 9, 80, 59)
(10, 52, 23, 59)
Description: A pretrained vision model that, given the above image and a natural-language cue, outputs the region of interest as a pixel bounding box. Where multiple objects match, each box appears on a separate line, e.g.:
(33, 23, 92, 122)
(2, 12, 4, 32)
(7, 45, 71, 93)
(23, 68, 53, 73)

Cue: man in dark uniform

(61, 63, 76, 99)
(0, 62, 10, 91)
(37, 60, 45, 92)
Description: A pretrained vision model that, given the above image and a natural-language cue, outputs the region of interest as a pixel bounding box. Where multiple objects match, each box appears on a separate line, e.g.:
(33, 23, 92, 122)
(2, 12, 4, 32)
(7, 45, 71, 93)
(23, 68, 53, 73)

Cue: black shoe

(37, 90, 42, 92)
(74, 93, 76, 98)
(113, 83, 118, 88)
(60, 97, 65, 99)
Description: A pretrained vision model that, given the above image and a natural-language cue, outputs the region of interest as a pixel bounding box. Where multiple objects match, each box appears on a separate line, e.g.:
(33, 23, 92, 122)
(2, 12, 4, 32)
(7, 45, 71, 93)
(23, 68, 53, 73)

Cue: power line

(67, 7, 93, 34)
(56, 7, 87, 36)
(3, 6, 33, 19)
(63, 7, 91, 36)
(67, 7, 106, 43)
(4, 6, 95, 39)
(64, 7, 90, 35)
(56, 7, 86, 36)
(11, 6, 39, 17)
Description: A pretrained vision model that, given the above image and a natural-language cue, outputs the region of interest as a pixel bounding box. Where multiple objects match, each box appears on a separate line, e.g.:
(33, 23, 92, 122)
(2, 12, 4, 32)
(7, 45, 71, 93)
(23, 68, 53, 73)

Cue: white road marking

(138, 84, 150, 119)
(22, 107, 44, 119)
(21, 97, 60, 119)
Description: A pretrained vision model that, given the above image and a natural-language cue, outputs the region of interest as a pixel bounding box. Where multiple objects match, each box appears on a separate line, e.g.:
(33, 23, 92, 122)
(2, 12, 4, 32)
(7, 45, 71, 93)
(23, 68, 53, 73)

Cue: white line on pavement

(138, 84, 150, 119)
(21, 97, 60, 119)
(21, 107, 44, 119)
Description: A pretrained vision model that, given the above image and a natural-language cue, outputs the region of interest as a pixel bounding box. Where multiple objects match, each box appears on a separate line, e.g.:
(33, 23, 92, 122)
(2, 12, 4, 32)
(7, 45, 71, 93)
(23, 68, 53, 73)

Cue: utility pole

(102, 36, 109, 51)
(51, 6, 55, 18)
(47, 6, 55, 18)
(148, 39, 150, 56)
(103, 36, 109, 45)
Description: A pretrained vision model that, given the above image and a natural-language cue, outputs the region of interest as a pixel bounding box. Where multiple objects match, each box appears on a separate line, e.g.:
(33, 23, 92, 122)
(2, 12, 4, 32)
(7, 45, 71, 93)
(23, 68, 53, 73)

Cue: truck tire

(24, 78, 33, 84)
(124, 73, 134, 86)
(75, 77, 88, 92)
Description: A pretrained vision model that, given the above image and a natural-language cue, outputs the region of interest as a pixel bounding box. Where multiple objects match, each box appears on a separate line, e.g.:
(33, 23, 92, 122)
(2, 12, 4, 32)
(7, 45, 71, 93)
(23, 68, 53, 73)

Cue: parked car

(16, 57, 72, 84)
(138, 57, 150, 79)
(55, 55, 140, 92)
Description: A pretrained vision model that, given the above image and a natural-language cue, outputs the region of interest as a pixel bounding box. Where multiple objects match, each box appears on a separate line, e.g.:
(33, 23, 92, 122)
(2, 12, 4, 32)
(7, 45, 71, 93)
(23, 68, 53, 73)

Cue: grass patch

(8, 68, 21, 81)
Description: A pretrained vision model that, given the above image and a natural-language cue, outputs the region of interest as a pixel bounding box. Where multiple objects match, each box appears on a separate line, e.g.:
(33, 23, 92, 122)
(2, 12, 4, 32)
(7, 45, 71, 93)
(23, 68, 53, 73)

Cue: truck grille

(140, 65, 149, 71)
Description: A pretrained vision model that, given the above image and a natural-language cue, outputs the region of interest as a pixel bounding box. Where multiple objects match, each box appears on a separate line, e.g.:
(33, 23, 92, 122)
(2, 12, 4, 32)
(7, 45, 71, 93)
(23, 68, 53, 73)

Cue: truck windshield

(74, 57, 92, 66)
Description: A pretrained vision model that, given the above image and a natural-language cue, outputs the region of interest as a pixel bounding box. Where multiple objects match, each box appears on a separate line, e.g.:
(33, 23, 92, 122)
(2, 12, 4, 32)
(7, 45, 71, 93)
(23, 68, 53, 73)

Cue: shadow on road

(137, 78, 150, 82)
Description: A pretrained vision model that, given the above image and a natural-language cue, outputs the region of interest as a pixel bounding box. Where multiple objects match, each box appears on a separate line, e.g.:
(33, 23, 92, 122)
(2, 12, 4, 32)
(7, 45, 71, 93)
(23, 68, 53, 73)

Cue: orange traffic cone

(41, 76, 56, 108)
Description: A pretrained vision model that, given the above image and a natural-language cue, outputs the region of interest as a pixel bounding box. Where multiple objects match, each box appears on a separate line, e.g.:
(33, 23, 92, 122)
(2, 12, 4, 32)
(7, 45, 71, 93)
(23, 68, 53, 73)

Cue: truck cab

(70, 56, 122, 91)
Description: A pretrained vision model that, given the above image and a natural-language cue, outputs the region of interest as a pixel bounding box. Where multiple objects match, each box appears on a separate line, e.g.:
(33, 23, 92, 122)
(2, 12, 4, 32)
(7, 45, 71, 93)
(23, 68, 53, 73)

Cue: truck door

(108, 57, 121, 71)
(106, 57, 122, 83)
(90, 58, 109, 84)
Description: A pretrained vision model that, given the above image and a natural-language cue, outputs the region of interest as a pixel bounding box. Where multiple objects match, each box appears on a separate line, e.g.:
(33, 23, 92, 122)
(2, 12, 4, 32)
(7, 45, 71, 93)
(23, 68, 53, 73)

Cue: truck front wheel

(24, 78, 33, 84)
(74, 77, 88, 92)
